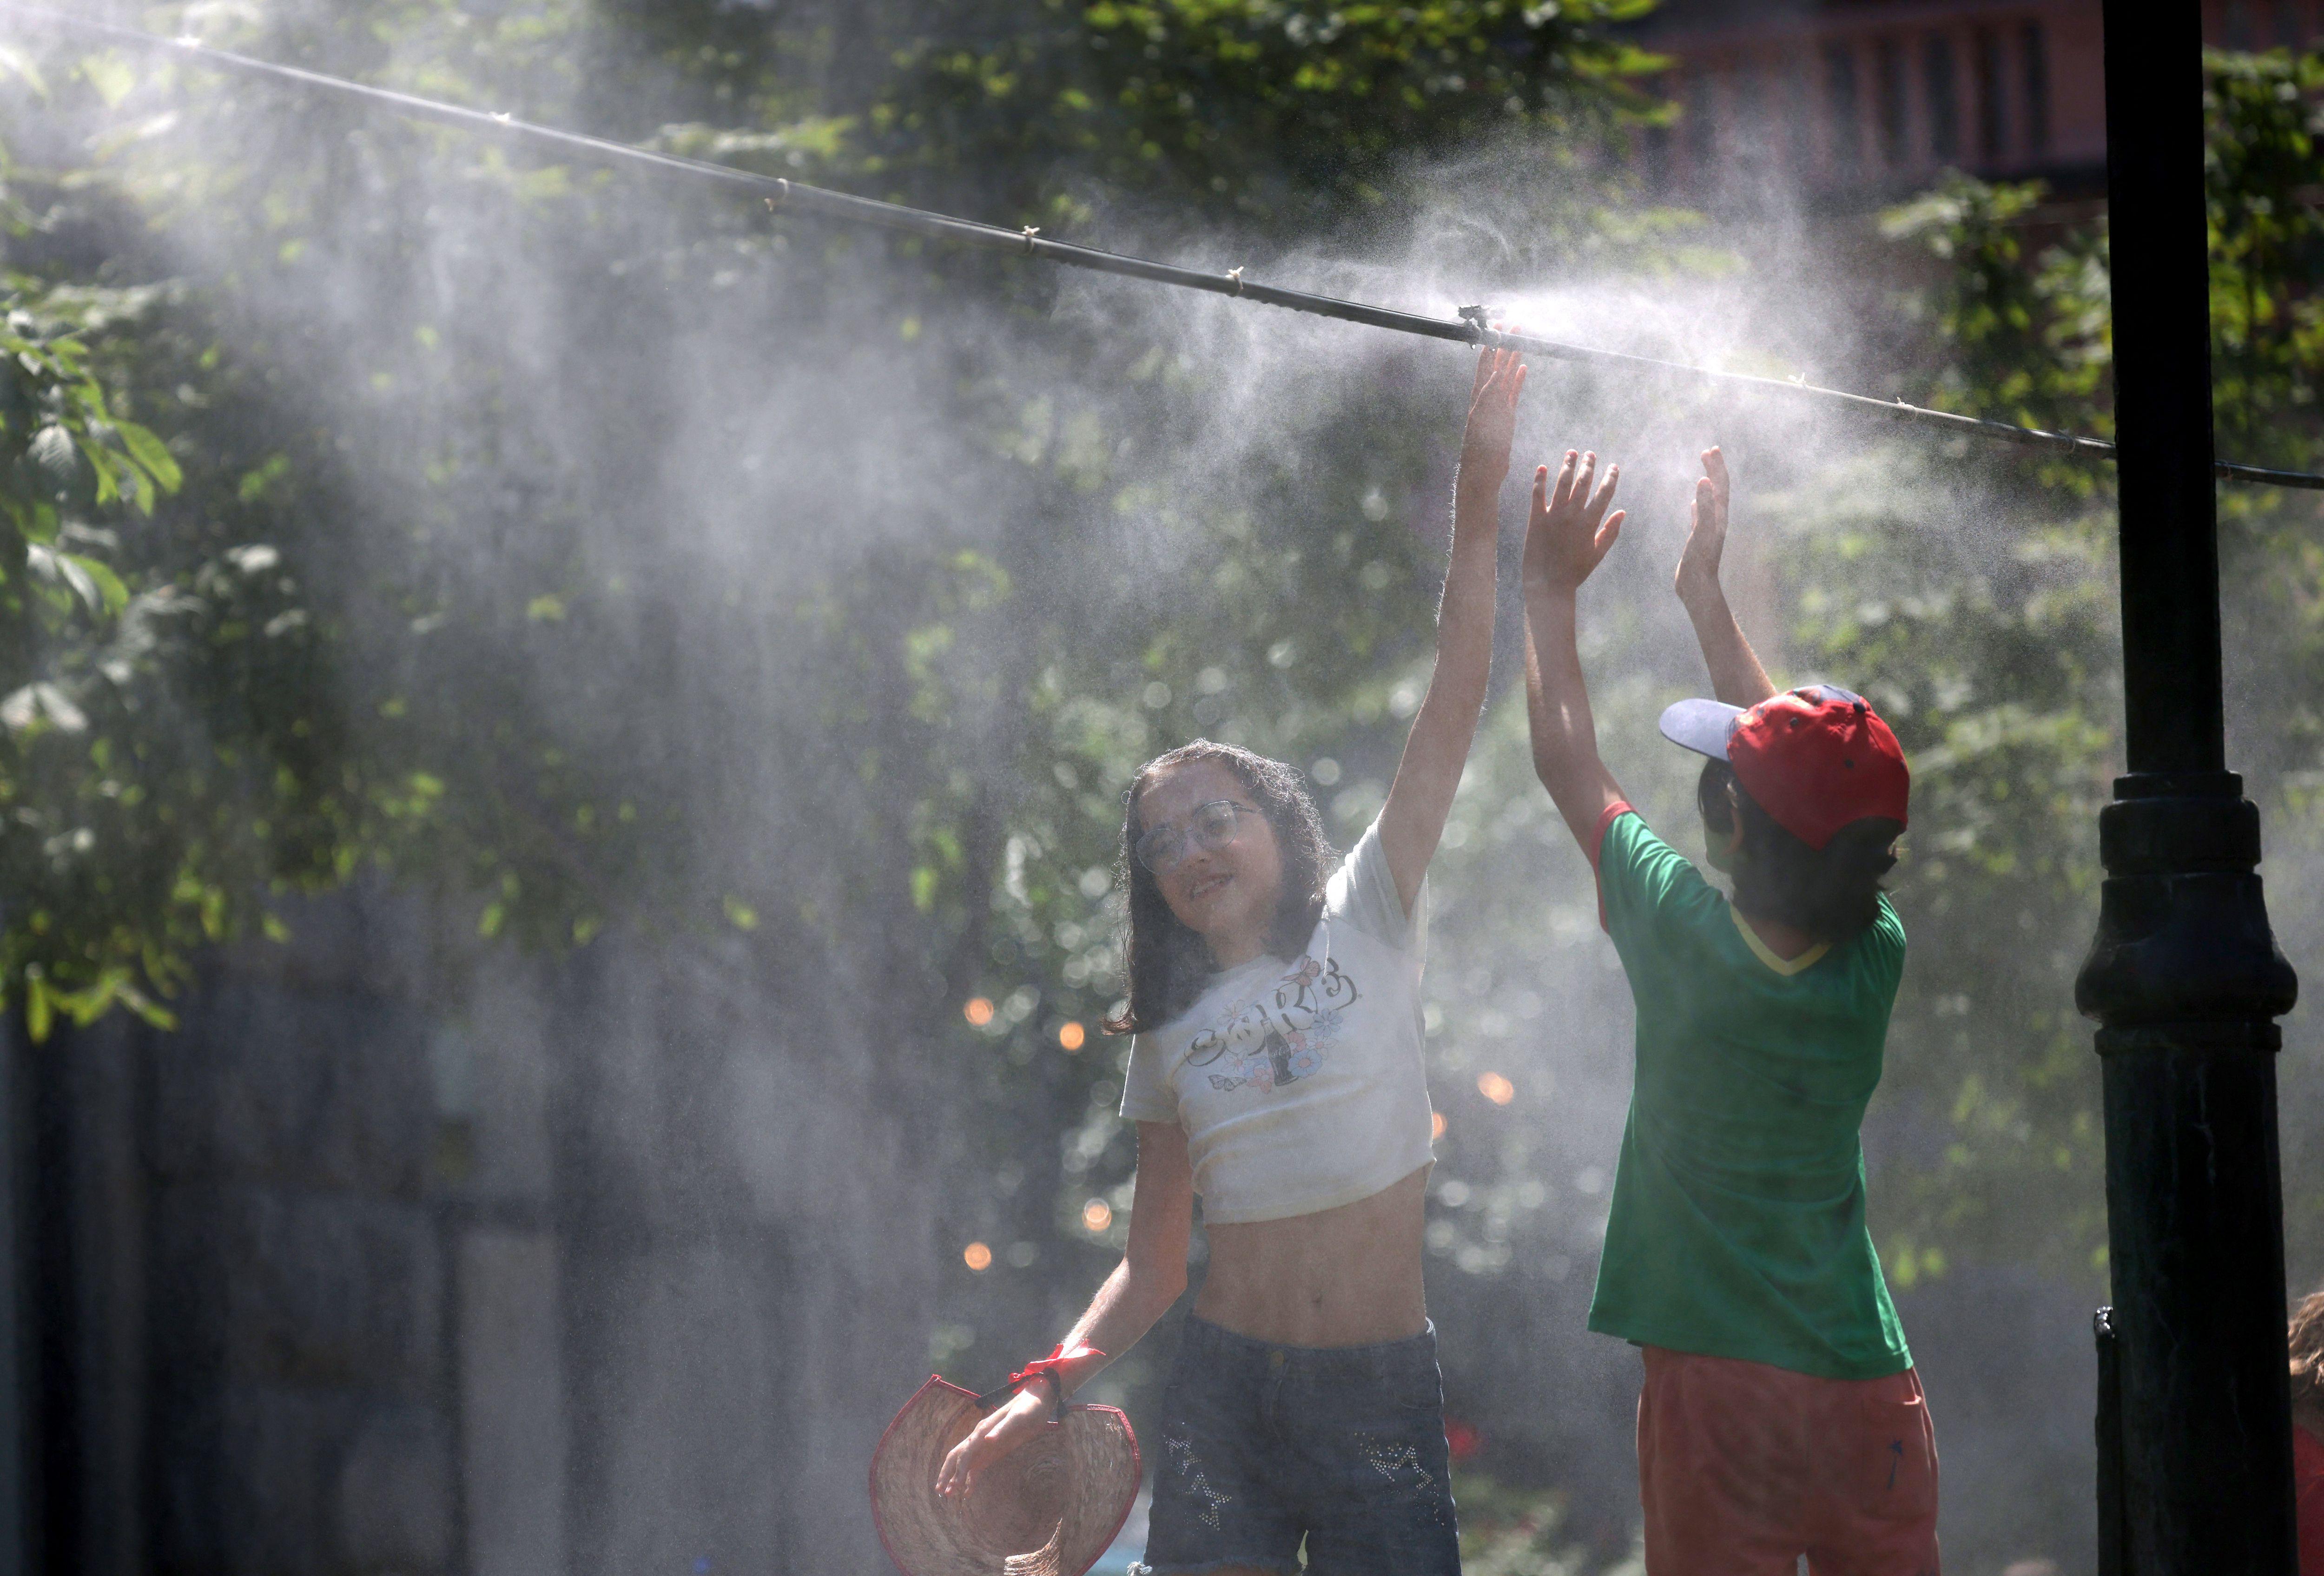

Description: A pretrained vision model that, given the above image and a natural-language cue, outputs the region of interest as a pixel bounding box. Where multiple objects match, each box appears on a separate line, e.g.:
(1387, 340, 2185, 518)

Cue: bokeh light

(963, 996, 995, 1027)
(962, 1240, 992, 1272)
(1081, 1199, 1112, 1232)
(1430, 1110, 1447, 1140)
(1058, 1020, 1086, 1051)
(1478, 1072, 1515, 1106)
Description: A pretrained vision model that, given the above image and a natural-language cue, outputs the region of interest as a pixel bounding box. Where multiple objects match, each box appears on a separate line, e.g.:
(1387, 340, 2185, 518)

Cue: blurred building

(1627, 0, 2324, 203)
(4, 886, 946, 1576)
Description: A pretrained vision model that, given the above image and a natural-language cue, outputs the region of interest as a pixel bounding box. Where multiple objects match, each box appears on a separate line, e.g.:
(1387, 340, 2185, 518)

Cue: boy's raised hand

(1672, 445, 1778, 707)
(1674, 446, 1730, 609)
(1458, 345, 1526, 497)
(1524, 449, 1625, 592)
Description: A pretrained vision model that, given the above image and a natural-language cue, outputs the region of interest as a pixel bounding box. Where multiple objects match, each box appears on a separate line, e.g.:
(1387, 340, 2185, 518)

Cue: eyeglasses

(1134, 798, 1258, 873)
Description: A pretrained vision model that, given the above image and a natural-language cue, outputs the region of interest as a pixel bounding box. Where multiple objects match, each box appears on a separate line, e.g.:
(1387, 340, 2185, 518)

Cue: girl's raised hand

(1524, 449, 1625, 592)
(1674, 446, 1730, 609)
(1457, 345, 1526, 497)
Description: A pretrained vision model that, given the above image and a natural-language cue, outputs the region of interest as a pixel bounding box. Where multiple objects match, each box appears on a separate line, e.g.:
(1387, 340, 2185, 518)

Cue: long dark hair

(1699, 759, 1901, 943)
(1103, 740, 1334, 1035)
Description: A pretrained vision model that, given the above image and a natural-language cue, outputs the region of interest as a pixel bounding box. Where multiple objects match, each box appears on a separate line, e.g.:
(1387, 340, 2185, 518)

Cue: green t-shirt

(1585, 808, 1913, 1381)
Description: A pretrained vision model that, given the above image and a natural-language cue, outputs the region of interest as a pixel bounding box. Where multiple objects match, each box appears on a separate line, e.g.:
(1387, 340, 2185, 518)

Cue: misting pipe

(5, 3, 2321, 493)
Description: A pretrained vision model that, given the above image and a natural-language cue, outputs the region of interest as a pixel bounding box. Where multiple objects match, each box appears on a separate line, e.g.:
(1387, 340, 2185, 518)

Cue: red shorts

(1637, 1346, 1941, 1576)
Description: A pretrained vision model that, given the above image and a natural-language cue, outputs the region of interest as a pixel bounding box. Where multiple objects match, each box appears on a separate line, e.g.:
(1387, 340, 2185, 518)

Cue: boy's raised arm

(1520, 450, 1630, 853)
(1674, 447, 1777, 709)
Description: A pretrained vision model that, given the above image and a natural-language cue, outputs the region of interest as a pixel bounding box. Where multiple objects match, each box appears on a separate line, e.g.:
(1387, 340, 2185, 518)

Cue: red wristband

(974, 1340, 1105, 1421)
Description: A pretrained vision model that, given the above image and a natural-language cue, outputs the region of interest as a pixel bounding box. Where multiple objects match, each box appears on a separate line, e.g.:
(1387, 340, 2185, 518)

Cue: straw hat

(869, 1375, 1140, 1576)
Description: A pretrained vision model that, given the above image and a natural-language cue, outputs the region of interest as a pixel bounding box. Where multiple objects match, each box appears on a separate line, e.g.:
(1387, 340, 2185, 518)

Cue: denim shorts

(1134, 1314, 1461, 1576)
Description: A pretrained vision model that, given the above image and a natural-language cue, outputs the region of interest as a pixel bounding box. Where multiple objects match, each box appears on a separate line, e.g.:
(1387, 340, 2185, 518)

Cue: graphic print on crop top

(1183, 951, 1360, 1094)
(1118, 817, 1435, 1226)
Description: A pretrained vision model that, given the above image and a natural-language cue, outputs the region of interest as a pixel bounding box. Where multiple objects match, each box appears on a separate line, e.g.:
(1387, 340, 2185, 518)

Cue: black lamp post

(2076, 2, 2302, 1571)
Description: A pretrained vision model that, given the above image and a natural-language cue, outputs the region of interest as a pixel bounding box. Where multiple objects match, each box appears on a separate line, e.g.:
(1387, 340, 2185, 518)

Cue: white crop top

(1118, 818, 1433, 1225)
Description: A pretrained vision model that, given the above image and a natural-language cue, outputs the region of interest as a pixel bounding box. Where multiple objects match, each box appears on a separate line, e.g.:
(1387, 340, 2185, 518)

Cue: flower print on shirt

(1183, 952, 1360, 1095)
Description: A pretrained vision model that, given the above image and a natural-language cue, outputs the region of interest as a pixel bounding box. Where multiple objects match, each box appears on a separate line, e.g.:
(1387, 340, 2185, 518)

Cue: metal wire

(8, 2, 2321, 493)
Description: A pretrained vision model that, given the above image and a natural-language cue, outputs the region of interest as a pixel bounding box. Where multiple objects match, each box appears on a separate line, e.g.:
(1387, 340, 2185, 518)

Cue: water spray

(5, 3, 2319, 493)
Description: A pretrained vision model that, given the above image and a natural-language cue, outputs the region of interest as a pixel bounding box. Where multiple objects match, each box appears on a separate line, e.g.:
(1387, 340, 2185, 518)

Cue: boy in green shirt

(1519, 446, 1938, 1575)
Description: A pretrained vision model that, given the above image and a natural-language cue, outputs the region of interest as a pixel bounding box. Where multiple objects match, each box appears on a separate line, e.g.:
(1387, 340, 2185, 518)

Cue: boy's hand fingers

(1594, 511, 1626, 566)
(1585, 464, 1621, 525)
(1471, 347, 1496, 400)
(1508, 362, 1527, 409)
(1569, 451, 1597, 511)
(1551, 450, 1579, 510)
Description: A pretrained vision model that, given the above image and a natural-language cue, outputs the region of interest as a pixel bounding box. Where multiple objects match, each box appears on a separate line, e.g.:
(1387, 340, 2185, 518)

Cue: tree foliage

(865, 0, 1660, 231)
(0, 135, 359, 1038)
(1814, 45, 2324, 1283)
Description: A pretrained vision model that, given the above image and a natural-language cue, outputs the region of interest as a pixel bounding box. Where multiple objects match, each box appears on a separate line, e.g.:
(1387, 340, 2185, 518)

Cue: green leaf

(0, 43, 50, 99)
(73, 435, 121, 507)
(114, 422, 183, 495)
(23, 974, 50, 1044)
(78, 52, 134, 108)
(237, 455, 290, 503)
(54, 974, 121, 1029)
(29, 424, 75, 480)
(67, 554, 129, 617)
(118, 988, 178, 1032)
(1, 682, 88, 734)
(26, 544, 101, 613)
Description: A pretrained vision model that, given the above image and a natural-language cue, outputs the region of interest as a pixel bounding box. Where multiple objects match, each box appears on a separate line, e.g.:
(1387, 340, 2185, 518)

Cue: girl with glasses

(937, 345, 1603, 1575)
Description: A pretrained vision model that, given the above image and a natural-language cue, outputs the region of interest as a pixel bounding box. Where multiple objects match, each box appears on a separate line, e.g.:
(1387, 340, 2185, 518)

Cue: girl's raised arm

(933, 1120, 1193, 1499)
(1376, 347, 1523, 914)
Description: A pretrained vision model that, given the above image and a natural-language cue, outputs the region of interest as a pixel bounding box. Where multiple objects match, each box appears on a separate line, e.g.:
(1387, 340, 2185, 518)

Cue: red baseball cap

(1658, 686, 1909, 850)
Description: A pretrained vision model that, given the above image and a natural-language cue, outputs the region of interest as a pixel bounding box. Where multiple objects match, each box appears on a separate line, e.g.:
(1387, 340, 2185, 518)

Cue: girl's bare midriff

(1193, 1163, 1431, 1347)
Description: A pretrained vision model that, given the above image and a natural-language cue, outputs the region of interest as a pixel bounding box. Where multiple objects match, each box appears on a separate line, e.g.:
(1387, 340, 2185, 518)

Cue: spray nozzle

(1457, 304, 1494, 341)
